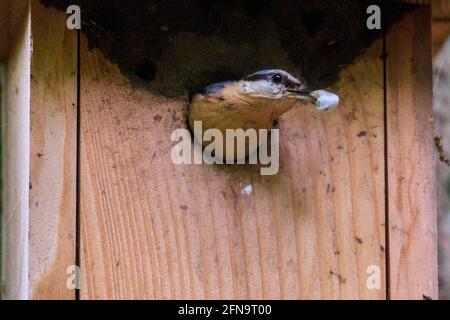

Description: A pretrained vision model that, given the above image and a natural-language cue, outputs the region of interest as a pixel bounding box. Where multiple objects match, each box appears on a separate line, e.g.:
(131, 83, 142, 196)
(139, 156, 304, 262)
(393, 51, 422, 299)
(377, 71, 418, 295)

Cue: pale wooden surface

(12, 3, 437, 300)
(79, 35, 386, 299)
(386, 7, 438, 299)
(28, 0, 77, 300)
(1, 4, 30, 300)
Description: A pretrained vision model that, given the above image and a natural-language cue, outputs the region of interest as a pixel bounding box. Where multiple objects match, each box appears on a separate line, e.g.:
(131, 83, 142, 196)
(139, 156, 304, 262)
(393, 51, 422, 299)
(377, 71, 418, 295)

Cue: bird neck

(189, 82, 297, 134)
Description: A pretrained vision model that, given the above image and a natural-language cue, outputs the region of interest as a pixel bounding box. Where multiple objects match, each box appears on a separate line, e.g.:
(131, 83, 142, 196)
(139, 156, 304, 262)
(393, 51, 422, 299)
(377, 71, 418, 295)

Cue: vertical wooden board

(386, 7, 438, 299)
(28, 0, 77, 299)
(394, 0, 430, 4)
(0, 0, 29, 61)
(433, 20, 450, 56)
(80, 36, 385, 299)
(280, 40, 386, 299)
(432, 0, 450, 56)
(1, 4, 30, 300)
(432, 0, 450, 19)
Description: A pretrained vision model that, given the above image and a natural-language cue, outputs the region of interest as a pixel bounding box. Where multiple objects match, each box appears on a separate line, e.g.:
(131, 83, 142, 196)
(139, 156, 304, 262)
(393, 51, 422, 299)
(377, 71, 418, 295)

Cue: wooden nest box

(0, 0, 438, 300)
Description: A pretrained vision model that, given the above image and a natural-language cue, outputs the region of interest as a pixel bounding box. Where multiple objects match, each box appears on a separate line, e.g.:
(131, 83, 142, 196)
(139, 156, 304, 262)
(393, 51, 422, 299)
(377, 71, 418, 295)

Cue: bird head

(240, 69, 313, 103)
(188, 69, 339, 135)
(188, 69, 339, 161)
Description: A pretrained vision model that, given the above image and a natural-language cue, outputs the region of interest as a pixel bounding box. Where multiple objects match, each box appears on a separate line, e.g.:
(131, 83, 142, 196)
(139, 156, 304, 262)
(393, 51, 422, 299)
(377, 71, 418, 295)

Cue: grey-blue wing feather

(199, 81, 235, 97)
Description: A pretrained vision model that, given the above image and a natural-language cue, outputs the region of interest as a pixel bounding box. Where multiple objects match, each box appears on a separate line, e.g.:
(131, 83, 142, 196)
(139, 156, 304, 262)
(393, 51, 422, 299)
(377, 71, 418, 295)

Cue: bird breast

(188, 83, 294, 161)
(188, 83, 293, 135)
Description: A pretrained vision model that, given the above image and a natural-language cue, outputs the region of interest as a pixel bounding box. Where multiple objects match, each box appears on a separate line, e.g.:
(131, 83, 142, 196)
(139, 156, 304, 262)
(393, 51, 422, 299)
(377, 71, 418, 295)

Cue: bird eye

(272, 74, 283, 84)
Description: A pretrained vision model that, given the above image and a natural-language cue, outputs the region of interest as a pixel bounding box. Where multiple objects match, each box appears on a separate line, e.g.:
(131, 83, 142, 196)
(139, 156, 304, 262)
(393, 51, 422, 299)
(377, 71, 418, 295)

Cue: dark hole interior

(42, 0, 415, 98)
(302, 9, 323, 37)
(135, 60, 157, 82)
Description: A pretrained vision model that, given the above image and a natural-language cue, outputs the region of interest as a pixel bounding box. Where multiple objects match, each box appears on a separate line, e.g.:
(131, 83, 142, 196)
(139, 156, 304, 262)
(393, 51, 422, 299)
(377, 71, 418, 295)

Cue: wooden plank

(0, 4, 30, 300)
(432, 0, 450, 55)
(386, 7, 438, 299)
(0, 0, 29, 61)
(433, 0, 450, 20)
(393, 0, 430, 5)
(28, 0, 78, 300)
(80, 33, 385, 299)
(277, 40, 386, 299)
(432, 20, 450, 55)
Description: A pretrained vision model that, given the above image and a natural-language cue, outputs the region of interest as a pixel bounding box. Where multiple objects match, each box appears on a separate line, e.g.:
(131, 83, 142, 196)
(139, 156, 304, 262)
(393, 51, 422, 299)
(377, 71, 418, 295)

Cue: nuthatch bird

(188, 69, 339, 161)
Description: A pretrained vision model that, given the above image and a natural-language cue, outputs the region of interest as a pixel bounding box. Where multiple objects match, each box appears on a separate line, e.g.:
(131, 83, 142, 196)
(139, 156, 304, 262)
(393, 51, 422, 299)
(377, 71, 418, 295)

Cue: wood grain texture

(432, 20, 450, 55)
(386, 7, 438, 300)
(394, 0, 430, 5)
(0, 0, 29, 61)
(1, 4, 30, 300)
(432, 0, 450, 55)
(433, 0, 450, 20)
(28, 0, 78, 300)
(80, 34, 386, 299)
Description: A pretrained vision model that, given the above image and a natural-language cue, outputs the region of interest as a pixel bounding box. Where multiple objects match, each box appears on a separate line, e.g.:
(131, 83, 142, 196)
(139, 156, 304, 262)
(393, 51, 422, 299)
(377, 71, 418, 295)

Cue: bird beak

(287, 86, 340, 112)
(286, 84, 313, 101)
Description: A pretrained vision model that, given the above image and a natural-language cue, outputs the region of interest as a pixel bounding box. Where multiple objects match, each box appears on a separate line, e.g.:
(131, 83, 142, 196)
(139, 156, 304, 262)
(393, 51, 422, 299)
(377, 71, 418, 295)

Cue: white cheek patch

(310, 90, 340, 112)
(242, 80, 282, 98)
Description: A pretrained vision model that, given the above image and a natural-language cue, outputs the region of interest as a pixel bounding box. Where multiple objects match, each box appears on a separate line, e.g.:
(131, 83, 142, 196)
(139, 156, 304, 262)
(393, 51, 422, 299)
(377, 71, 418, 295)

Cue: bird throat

(189, 84, 294, 135)
(188, 87, 296, 161)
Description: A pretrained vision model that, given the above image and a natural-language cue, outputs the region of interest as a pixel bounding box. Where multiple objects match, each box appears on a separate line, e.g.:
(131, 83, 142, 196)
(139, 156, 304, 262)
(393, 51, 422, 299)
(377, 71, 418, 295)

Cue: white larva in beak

(310, 90, 340, 112)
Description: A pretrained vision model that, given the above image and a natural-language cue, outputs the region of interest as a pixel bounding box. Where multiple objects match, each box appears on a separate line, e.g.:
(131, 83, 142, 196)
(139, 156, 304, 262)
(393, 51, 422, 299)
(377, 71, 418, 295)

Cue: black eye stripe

(243, 71, 302, 87)
(243, 73, 271, 82)
(244, 73, 285, 83)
